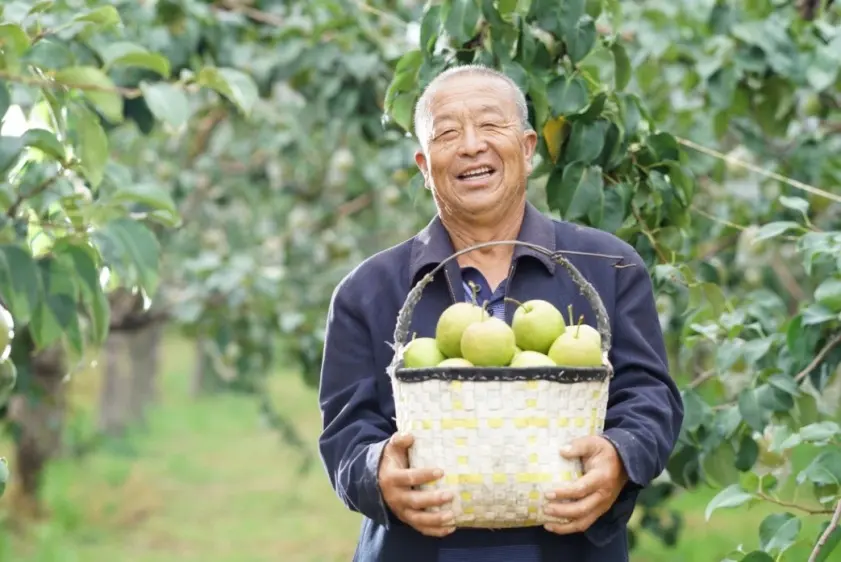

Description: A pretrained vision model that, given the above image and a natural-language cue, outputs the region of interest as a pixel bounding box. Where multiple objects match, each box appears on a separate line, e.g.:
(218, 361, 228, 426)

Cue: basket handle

(392, 240, 613, 356)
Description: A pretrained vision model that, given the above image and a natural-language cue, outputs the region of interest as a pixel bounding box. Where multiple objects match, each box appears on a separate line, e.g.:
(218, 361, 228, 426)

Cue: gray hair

(412, 64, 532, 153)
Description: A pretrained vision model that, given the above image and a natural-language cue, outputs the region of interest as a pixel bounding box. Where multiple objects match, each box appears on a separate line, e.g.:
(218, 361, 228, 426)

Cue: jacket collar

(409, 200, 557, 283)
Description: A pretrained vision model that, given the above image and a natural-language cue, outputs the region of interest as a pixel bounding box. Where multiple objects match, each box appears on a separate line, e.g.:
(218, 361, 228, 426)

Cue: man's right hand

(378, 432, 456, 537)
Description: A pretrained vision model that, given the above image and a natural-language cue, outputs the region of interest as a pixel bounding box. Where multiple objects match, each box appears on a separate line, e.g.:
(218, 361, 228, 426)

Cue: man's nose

(458, 125, 487, 156)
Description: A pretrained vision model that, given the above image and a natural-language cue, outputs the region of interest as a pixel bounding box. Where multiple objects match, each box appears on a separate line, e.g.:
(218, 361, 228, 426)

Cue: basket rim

(393, 365, 609, 383)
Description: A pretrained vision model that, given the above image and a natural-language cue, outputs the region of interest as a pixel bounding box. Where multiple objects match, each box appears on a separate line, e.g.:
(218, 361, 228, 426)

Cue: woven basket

(386, 240, 614, 529)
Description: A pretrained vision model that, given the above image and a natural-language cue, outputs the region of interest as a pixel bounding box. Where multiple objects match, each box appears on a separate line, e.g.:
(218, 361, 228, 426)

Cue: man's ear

(522, 130, 538, 175)
(414, 149, 431, 189)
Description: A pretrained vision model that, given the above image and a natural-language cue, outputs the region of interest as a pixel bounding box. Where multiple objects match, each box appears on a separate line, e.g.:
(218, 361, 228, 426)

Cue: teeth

(461, 167, 493, 179)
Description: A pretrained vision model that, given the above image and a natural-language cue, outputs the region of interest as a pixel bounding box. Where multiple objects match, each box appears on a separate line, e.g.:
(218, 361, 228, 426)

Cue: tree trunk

(98, 330, 131, 436)
(127, 320, 163, 424)
(190, 336, 210, 398)
(98, 288, 166, 436)
(7, 344, 67, 521)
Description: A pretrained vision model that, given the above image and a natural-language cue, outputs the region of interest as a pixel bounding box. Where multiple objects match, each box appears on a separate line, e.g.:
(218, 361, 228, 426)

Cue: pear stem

(567, 304, 574, 326)
(576, 315, 584, 337)
(504, 297, 524, 308)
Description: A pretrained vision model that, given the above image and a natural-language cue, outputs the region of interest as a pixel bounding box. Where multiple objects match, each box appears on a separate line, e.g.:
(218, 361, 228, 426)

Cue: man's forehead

(427, 80, 516, 121)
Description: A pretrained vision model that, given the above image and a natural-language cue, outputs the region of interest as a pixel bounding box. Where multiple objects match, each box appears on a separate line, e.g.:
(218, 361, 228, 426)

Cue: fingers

(544, 509, 600, 535)
(382, 466, 444, 488)
(559, 435, 604, 460)
(393, 486, 456, 537)
(389, 431, 415, 451)
(546, 469, 603, 502)
(544, 489, 602, 521)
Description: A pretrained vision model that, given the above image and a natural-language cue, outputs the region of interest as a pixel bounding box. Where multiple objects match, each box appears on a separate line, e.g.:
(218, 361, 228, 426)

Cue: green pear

(510, 350, 556, 367)
(438, 357, 473, 367)
(510, 299, 565, 354)
(435, 302, 489, 358)
(403, 337, 445, 368)
(547, 316, 602, 367)
(460, 317, 517, 367)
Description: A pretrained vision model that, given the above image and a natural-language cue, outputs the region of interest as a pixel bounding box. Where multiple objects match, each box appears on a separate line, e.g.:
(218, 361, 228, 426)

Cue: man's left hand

(542, 436, 628, 535)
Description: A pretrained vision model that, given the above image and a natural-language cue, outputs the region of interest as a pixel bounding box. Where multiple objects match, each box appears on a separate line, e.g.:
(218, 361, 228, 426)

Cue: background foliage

(0, 1, 839, 561)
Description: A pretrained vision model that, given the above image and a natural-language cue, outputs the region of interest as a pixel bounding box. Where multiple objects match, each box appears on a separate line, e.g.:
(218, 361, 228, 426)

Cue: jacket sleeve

(317, 275, 397, 528)
(601, 248, 684, 490)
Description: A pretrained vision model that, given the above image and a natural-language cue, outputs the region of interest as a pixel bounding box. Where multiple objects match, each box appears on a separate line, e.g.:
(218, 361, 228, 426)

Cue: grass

(0, 332, 833, 561)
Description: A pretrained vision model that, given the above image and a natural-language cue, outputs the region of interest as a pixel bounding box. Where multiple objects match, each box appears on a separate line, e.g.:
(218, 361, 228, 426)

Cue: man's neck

(440, 201, 526, 288)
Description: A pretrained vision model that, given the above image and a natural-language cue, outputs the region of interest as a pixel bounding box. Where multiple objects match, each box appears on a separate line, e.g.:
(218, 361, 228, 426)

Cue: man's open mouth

(457, 166, 495, 180)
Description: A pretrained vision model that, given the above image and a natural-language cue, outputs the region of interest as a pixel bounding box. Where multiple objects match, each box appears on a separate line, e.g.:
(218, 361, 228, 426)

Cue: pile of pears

(402, 299, 603, 369)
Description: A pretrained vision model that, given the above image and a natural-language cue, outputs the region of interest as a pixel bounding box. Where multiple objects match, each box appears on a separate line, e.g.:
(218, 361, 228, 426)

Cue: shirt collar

(408, 200, 557, 284)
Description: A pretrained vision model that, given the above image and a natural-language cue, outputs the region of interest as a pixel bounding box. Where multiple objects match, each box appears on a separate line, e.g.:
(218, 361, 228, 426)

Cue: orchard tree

(0, 1, 257, 515)
(387, 1, 841, 560)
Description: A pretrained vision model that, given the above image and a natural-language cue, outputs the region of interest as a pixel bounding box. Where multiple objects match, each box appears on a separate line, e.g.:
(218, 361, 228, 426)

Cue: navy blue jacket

(317, 201, 684, 561)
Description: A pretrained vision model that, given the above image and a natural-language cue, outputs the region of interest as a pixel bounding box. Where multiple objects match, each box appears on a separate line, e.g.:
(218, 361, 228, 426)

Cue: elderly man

(318, 64, 683, 562)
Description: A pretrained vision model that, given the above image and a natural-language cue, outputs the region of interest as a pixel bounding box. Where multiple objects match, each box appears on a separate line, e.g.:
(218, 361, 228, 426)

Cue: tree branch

(5, 173, 62, 218)
(758, 492, 835, 516)
(795, 333, 841, 383)
(214, 0, 284, 27)
(0, 69, 142, 99)
(631, 204, 669, 263)
(808, 498, 841, 562)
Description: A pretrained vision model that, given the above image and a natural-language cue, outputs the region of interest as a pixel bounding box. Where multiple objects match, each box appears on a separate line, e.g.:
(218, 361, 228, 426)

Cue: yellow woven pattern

(392, 377, 610, 528)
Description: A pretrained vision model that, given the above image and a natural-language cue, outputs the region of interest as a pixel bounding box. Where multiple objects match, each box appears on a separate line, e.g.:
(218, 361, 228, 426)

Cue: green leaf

(565, 17, 597, 64)
(681, 388, 710, 432)
(443, 0, 482, 44)
(797, 449, 841, 486)
(0, 135, 24, 176)
(139, 82, 190, 129)
(735, 433, 759, 471)
(21, 128, 65, 162)
(74, 5, 121, 26)
(0, 23, 32, 62)
(547, 75, 589, 116)
(94, 218, 161, 297)
(0, 457, 7, 498)
(420, 5, 442, 53)
(75, 106, 108, 188)
(751, 221, 804, 244)
(759, 512, 801, 555)
(705, 484, 755, 521)
(610, 41, 631, 90)
(547, 162, 604, 222)
(740, 552, 773, 562)
(101, 42, 171, 77)
(814, 278, 841, 313)
(498, 0, 518, 15)
(702, 440, 740, 488)
(31, 256, 80, 351)
(739, 389, 768, 432)
(53, 240, 109, 345)
(0, 244, 40, 324)
(109, 183, 179, 224)
(53, 67, 124, 124)
(564, 120, 608, 165)
(0, 81, 10, 120)
(779, 195, 809, 217)
(196, 67, 259, 115)
(800, 422, 841, 443)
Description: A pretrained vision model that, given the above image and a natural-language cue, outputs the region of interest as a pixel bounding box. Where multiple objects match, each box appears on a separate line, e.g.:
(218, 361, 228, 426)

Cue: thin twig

(677, 137, 841, 204)
(808, 499, 841, 562)
(214, 0, 285, 27)
(631, 204, 669, 263)
(0, 69, 143, 98)
(688, 371, 714, 389)
(795, 333, 841, 383)
(6, 174, 62, 218)
(758, 492, 835, 516)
